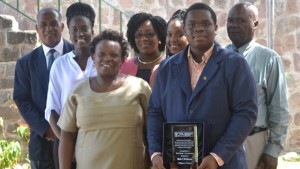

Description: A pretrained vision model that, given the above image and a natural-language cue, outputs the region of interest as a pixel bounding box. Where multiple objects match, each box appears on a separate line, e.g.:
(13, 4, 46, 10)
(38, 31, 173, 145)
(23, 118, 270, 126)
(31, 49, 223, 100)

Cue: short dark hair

(90, 29, 129, 60)
(183, 3, 217, 24)
(37, 8, 62, 23)
(126, 12, 167, 53)
(66, 2, 96, 28)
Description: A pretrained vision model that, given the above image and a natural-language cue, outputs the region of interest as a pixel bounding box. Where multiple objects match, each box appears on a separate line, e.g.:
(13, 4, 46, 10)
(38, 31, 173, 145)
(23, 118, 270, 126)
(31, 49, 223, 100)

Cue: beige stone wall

(0, 14, 36, 140)
(0, 0, 299, 152)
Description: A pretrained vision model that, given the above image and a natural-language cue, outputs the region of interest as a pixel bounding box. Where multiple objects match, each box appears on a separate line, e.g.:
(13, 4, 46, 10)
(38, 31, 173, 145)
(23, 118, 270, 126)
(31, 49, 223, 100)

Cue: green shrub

(0, 115, 30, 168)
(0, 105, 30, 168)
(16, 125, 30, 164)
(16, 125, 30, 142)
(0, 139, 22, 168)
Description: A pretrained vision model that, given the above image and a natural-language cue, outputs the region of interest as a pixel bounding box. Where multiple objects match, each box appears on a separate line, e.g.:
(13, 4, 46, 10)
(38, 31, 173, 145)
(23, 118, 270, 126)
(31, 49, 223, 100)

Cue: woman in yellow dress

(58, 29, 151, 169)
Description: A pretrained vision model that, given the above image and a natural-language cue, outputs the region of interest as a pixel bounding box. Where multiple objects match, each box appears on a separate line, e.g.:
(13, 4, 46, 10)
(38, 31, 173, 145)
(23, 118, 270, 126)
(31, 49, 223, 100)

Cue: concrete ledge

(7, 31, 36, 44)
(0, 15, 19, 31)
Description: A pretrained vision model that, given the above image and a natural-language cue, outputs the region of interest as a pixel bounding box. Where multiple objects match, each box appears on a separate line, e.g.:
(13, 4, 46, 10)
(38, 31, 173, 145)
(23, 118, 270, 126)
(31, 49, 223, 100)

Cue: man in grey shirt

(226, 2, 289, 169)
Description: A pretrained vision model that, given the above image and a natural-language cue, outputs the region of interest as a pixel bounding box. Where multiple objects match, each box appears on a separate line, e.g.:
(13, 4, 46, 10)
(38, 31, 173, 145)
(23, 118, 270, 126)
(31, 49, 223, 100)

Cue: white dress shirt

(45, 51, 96, 121)
(42, 38, 64, 69)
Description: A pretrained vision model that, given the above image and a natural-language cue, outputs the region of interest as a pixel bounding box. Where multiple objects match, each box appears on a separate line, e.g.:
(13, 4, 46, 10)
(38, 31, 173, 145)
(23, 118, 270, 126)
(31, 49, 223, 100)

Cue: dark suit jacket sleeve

(13, 59, 49, 137)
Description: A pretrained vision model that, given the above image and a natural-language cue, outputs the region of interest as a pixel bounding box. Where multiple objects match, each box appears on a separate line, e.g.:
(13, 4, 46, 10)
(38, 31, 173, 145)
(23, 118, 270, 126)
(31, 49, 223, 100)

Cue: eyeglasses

(134, 32, 156, 39)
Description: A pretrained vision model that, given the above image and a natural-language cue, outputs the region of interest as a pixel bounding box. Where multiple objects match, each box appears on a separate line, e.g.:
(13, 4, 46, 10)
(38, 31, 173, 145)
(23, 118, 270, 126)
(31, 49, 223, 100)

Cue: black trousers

(53, 139, 59, 169)
(30, 159, 55, 169)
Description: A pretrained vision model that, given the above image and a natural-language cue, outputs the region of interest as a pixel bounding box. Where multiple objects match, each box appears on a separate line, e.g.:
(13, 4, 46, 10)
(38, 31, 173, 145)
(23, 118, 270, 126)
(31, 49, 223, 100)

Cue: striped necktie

(48, 49, 56, 71)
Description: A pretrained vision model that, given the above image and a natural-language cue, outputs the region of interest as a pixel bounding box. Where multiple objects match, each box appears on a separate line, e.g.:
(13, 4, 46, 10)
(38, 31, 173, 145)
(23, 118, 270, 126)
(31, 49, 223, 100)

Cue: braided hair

(167, 9, 186, 26)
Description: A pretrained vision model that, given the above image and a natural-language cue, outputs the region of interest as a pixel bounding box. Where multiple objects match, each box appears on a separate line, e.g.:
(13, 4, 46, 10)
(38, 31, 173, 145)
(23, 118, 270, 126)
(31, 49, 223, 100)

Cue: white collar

(42, 38, 64, 56)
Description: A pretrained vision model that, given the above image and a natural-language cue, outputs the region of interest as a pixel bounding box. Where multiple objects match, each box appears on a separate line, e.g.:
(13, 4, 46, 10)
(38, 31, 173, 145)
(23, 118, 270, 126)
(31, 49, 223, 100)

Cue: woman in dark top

(119, 12, 167, 87)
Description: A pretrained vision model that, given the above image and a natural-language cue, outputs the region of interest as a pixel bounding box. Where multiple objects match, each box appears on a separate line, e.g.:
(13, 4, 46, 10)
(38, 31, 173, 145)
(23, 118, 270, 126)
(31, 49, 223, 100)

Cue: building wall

(0, 14, 36, 140)
(0, 0, 299, 152)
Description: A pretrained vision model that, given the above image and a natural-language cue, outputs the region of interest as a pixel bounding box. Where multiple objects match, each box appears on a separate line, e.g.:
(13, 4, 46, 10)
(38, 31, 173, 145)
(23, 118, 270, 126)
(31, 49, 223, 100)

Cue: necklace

(137, 53, 163, 65)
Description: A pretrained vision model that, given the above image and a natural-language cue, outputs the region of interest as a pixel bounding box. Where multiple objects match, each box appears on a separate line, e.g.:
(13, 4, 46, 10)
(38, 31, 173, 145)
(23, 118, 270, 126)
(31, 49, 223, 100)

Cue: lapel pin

(203, 76, 207, 80)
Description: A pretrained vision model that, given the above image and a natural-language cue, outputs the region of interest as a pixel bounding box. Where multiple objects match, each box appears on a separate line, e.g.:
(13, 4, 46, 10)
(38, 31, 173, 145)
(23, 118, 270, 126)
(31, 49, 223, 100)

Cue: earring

(159, 41, 161, 44)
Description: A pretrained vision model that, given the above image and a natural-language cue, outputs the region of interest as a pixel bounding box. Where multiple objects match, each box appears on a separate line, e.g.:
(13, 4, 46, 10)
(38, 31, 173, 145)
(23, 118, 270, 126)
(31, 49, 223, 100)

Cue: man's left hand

(255, 153, 278, 169)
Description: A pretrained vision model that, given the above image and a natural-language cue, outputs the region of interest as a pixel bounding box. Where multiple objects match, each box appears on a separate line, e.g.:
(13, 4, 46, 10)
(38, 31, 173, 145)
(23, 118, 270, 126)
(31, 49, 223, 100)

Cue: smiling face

(166, 19, 189, 55)
(35, 9, 64, 48)
(68, 16, 94, 49)
(227, 5, 258, 48)
(184, 9, 217, 52)
(92, 40, 123, 78)
(134, 20, 160, 56)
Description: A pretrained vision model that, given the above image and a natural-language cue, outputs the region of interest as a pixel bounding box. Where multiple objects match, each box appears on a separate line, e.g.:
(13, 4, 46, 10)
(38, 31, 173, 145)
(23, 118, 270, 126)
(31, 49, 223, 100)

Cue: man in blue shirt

(226, 2, 289, 169)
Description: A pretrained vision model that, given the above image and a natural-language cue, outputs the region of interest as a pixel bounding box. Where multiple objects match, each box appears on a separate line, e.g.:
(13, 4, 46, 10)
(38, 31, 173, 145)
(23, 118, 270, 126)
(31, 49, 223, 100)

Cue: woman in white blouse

(45, 3, 96, 167)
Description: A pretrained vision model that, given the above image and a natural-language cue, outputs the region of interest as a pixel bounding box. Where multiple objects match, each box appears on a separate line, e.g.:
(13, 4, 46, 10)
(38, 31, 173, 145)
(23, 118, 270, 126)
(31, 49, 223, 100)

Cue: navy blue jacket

(147, 43, 257, 168)
(13, 39, 73, 160)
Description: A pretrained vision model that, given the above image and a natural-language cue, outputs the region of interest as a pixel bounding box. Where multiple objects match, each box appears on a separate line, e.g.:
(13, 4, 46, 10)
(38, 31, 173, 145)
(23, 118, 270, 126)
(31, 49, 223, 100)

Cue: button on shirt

(226, 40, 289, 157)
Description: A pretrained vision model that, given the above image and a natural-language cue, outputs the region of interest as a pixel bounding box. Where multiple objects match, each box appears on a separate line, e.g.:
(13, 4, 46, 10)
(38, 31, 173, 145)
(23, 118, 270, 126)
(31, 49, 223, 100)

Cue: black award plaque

(162, 122, 211, 169)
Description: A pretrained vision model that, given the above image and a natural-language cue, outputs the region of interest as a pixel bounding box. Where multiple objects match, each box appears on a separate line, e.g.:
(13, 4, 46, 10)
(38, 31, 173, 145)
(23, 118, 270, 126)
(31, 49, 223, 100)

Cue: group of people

(13, 1, 289, 169)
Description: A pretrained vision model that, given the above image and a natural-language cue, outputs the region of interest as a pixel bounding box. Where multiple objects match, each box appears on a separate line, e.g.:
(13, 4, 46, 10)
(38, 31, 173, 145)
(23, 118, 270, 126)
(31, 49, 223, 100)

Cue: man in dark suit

(13, 8, 73, 169)
(147, 3, 257, 169)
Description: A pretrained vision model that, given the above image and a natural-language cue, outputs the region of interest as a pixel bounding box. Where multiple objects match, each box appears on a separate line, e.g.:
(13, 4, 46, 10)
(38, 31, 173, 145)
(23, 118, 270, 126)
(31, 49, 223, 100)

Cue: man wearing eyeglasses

(13, 7, 73, 169)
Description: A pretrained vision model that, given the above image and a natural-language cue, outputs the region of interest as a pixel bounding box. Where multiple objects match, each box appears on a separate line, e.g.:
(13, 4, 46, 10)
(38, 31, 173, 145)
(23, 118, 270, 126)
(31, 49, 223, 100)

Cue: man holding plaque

(147, 3, 258, 169)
